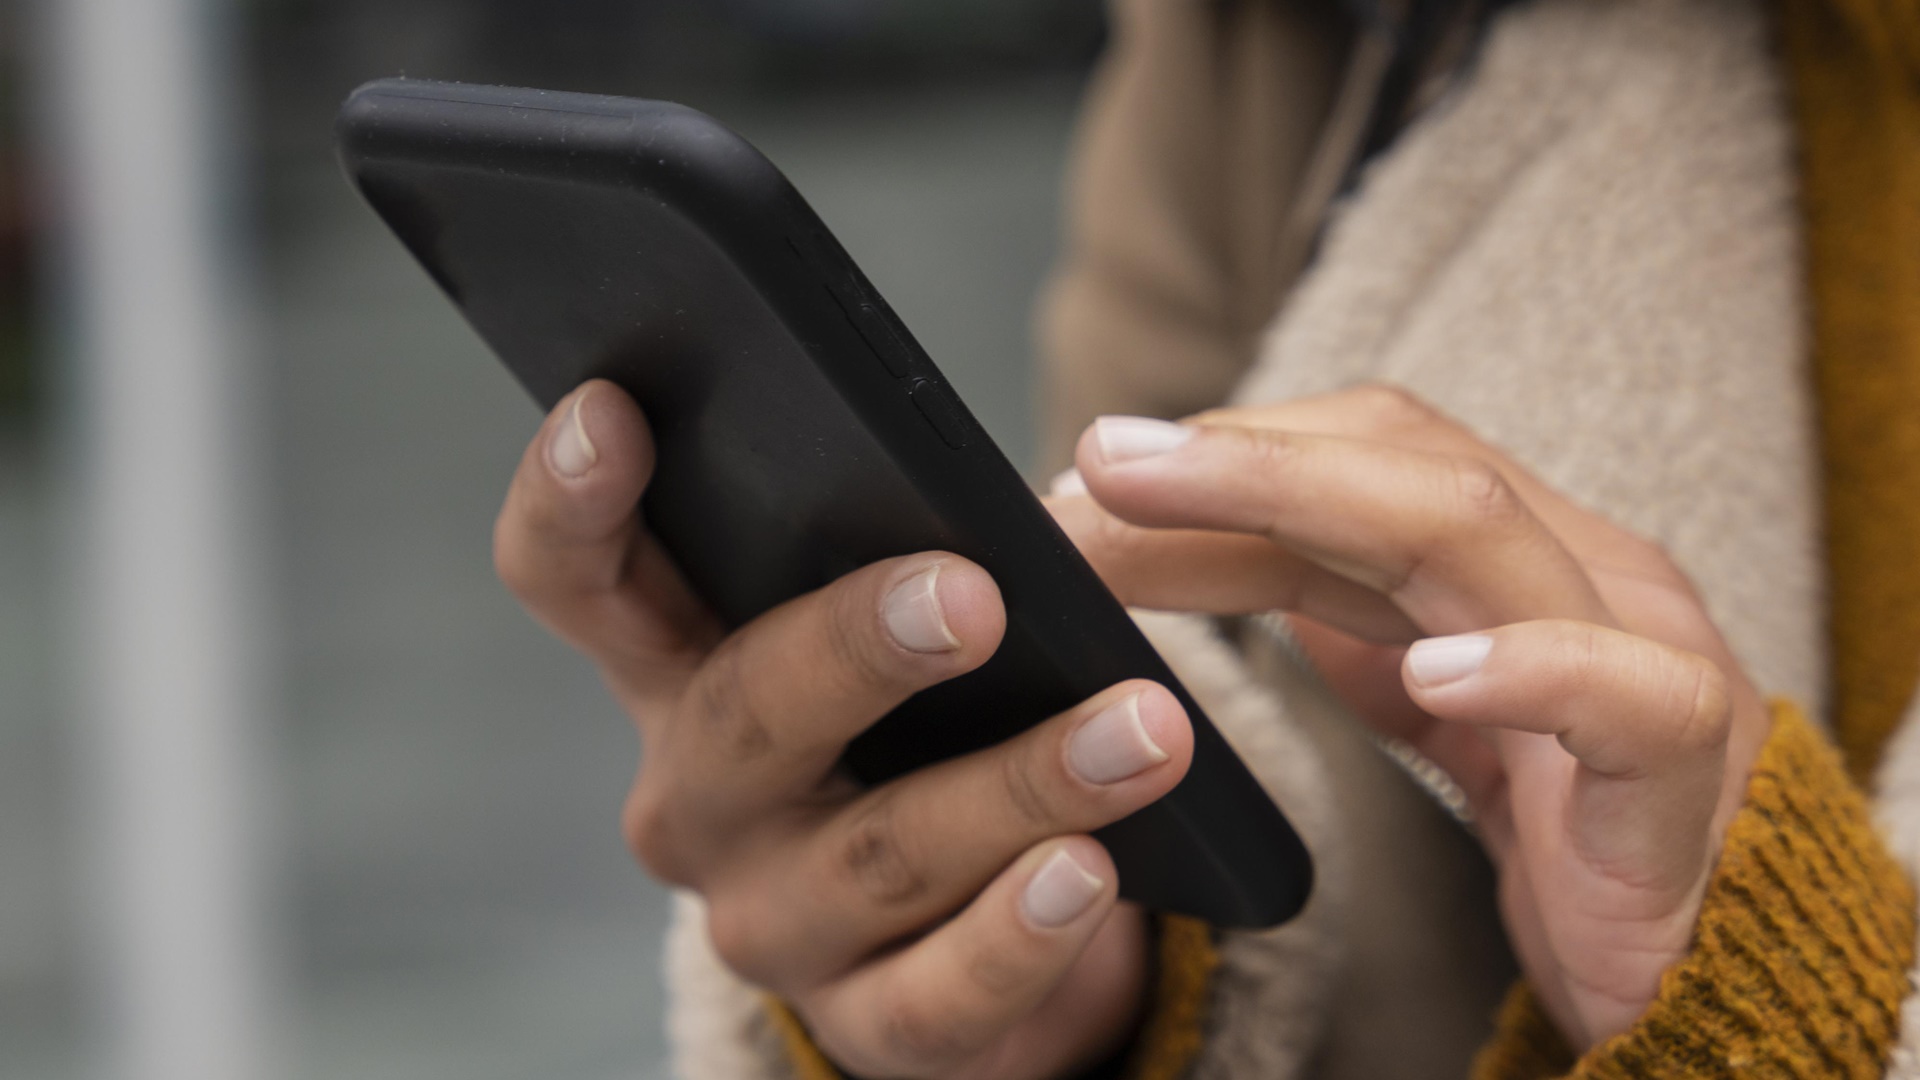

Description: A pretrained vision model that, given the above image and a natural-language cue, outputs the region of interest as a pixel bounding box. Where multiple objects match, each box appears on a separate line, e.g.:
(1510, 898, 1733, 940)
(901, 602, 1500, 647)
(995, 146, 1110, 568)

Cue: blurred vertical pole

(41, 0, 282, 1075)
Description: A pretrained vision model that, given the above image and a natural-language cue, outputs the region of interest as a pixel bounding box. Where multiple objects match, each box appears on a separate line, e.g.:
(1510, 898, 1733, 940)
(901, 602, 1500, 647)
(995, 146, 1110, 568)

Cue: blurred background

(0, 1, 1104, 1077)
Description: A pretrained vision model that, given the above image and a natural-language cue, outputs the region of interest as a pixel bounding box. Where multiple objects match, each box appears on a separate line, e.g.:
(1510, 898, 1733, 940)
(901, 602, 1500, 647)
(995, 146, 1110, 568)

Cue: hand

(1051, 386, 1770, 1051)
(493, 381, 1192, 1080)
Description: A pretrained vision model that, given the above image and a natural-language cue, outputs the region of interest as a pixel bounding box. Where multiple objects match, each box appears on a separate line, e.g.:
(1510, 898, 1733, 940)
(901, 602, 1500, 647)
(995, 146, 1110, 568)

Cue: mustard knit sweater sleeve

(1780, 0, 1920, 783)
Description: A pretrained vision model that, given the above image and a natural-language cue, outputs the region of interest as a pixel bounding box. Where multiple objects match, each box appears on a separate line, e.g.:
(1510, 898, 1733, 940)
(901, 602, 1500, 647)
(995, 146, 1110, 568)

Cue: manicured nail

(882, 564, 961, 654)
(1022, 848, 1105, 929)
(1050, 467, 1088, 497)
(548, 390, 599, 479)
(1068, 694, 1169, 785)
(1407, 635, 1494, 688)
(1093, 416, 1195, 465)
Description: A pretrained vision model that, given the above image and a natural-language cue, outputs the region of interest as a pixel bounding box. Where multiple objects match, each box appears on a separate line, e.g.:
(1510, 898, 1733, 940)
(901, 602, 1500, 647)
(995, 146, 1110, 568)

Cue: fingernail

(1022, 848, 1105, 929)
(1407, 634, 1494, 688)
(549, 390, 599, 479)
(1049, 467, 1088, 497)
(1094, 416, 1195, 465)
(1068, 694, 1169, 785)
(883, 564, 961, 654)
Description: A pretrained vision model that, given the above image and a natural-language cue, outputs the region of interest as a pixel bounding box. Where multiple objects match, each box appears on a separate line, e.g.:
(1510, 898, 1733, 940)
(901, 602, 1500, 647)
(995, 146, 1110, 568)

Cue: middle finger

(622, 553, 1005, 882)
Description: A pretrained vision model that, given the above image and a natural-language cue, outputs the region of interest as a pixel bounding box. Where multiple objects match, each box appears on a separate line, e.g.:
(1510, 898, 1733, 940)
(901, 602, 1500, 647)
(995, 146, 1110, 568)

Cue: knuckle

(1633, 536, 1683, 576)
(1622, 534, 1700, 594)
(689, 639, 777, 762)
(1563, 620, 1607, 684)
(838, 793, 930, 907)
(1672, 655, 1733, 752)
(491, 521, 539, 601)
(1388, 458, 1528, 598)
(1241, 427, 1307, 476)
(964, 936, 1036, 998)
(804, 1022, 881, 1080)
(876, 990, 976, 1067)
(1001, 744, 1060, 828)
(1352, 383, 1440, 434)
(1534, 620, 1610, 703)
(1085, 503, 1153, 570)
(704, 897, 773, 983)
(1444, 457, 1527, 533)
(621, 782, 693, 885)
(825, 584, 907, 693)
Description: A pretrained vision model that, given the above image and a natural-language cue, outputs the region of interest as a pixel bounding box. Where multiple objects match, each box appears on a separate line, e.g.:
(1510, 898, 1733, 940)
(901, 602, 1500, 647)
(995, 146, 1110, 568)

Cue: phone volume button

(826, 287, 911, 378)
(909, 379, 970, 450)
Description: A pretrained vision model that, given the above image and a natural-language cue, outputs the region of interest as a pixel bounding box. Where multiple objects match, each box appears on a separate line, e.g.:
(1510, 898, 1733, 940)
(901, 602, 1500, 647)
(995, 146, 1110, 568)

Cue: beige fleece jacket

(658, 0, 1920, 1074)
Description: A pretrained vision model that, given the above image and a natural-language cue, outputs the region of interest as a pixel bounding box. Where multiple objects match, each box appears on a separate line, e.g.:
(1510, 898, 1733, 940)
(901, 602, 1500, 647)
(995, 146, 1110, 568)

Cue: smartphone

(337, 78, 1312, 928)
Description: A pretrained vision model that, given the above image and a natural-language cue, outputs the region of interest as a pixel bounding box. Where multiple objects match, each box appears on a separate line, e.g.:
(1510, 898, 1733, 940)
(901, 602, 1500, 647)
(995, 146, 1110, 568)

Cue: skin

(494, 380, 1766, 1077)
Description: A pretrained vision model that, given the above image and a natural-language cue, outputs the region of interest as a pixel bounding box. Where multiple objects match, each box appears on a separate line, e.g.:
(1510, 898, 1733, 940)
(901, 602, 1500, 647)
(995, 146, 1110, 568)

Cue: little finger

(798, 838, 1128, 1080)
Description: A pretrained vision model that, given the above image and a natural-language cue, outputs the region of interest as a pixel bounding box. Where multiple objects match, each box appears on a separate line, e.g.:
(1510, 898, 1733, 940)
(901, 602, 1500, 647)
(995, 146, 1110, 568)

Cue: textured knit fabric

(666, 891, 791, 1080)
(1470, 703, 1918, 1079)
(1471, 990, 1577, 1080)
(1778, 0, 1920, 782)
(1117, 916, 1219, 1078)
(1870, 698, 1920, 1079)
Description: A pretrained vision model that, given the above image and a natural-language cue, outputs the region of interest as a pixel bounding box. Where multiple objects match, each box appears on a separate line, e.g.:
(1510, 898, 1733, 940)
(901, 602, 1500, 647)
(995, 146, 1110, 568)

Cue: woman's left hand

(1048, 386, 1773, 1052)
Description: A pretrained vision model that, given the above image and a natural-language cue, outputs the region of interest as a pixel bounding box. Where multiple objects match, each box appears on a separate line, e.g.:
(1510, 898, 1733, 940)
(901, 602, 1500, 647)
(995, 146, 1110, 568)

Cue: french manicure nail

(1407, 634, 1495, 688)
(1094, 416, 1195, 465)
(1068, 694, 1169, 785)
(1050, 468, 1088, 497)
(882, 564, 961, 654)
(1022, 849, 1105, 929)
(549, 391, 599, 479)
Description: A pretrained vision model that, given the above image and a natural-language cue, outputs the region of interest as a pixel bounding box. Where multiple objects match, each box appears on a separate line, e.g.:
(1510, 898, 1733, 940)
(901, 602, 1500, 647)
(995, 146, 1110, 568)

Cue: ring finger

(700, 681, 1192, 991)
(796, 838, 1134, 1080)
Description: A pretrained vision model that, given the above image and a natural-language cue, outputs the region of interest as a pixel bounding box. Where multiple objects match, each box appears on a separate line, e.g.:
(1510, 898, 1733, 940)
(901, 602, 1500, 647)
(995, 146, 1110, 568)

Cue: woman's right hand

(492, 380, 1194, 1080)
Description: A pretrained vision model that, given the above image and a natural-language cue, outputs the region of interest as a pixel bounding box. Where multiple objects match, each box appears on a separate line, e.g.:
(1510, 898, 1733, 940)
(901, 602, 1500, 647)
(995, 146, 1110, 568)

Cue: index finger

(1196, 387, 1690, 590)
(1046, 494, 1421, 643)
(1076, 417, 1615, 636)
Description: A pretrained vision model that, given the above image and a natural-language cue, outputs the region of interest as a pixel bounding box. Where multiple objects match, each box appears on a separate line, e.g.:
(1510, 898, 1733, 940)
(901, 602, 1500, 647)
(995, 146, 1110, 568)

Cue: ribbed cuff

(768, 913, 1221, 1080)
(1118, 914, 1218, 1080)
(1472, 700, 1918, 1080)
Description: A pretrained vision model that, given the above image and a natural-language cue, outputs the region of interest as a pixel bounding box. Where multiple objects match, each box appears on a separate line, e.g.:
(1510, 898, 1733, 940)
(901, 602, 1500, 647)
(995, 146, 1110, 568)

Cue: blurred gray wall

(0, 2, 1100, 1077)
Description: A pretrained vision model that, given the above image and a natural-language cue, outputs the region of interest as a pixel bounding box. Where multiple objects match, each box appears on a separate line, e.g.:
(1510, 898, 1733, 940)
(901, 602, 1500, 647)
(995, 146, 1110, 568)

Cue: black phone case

(336, 78, 1312, 928)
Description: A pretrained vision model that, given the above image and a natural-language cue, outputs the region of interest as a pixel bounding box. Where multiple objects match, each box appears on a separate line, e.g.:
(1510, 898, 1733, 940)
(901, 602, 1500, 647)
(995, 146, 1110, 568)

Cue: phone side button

(909, 379, 970, 450)
(858, 303, 914, 375)
(827, 288, 911, 378)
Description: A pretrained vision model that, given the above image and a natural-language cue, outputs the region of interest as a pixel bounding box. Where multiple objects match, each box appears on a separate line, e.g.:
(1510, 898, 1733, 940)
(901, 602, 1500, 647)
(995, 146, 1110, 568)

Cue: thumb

(1401, 620, 1732, 893)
